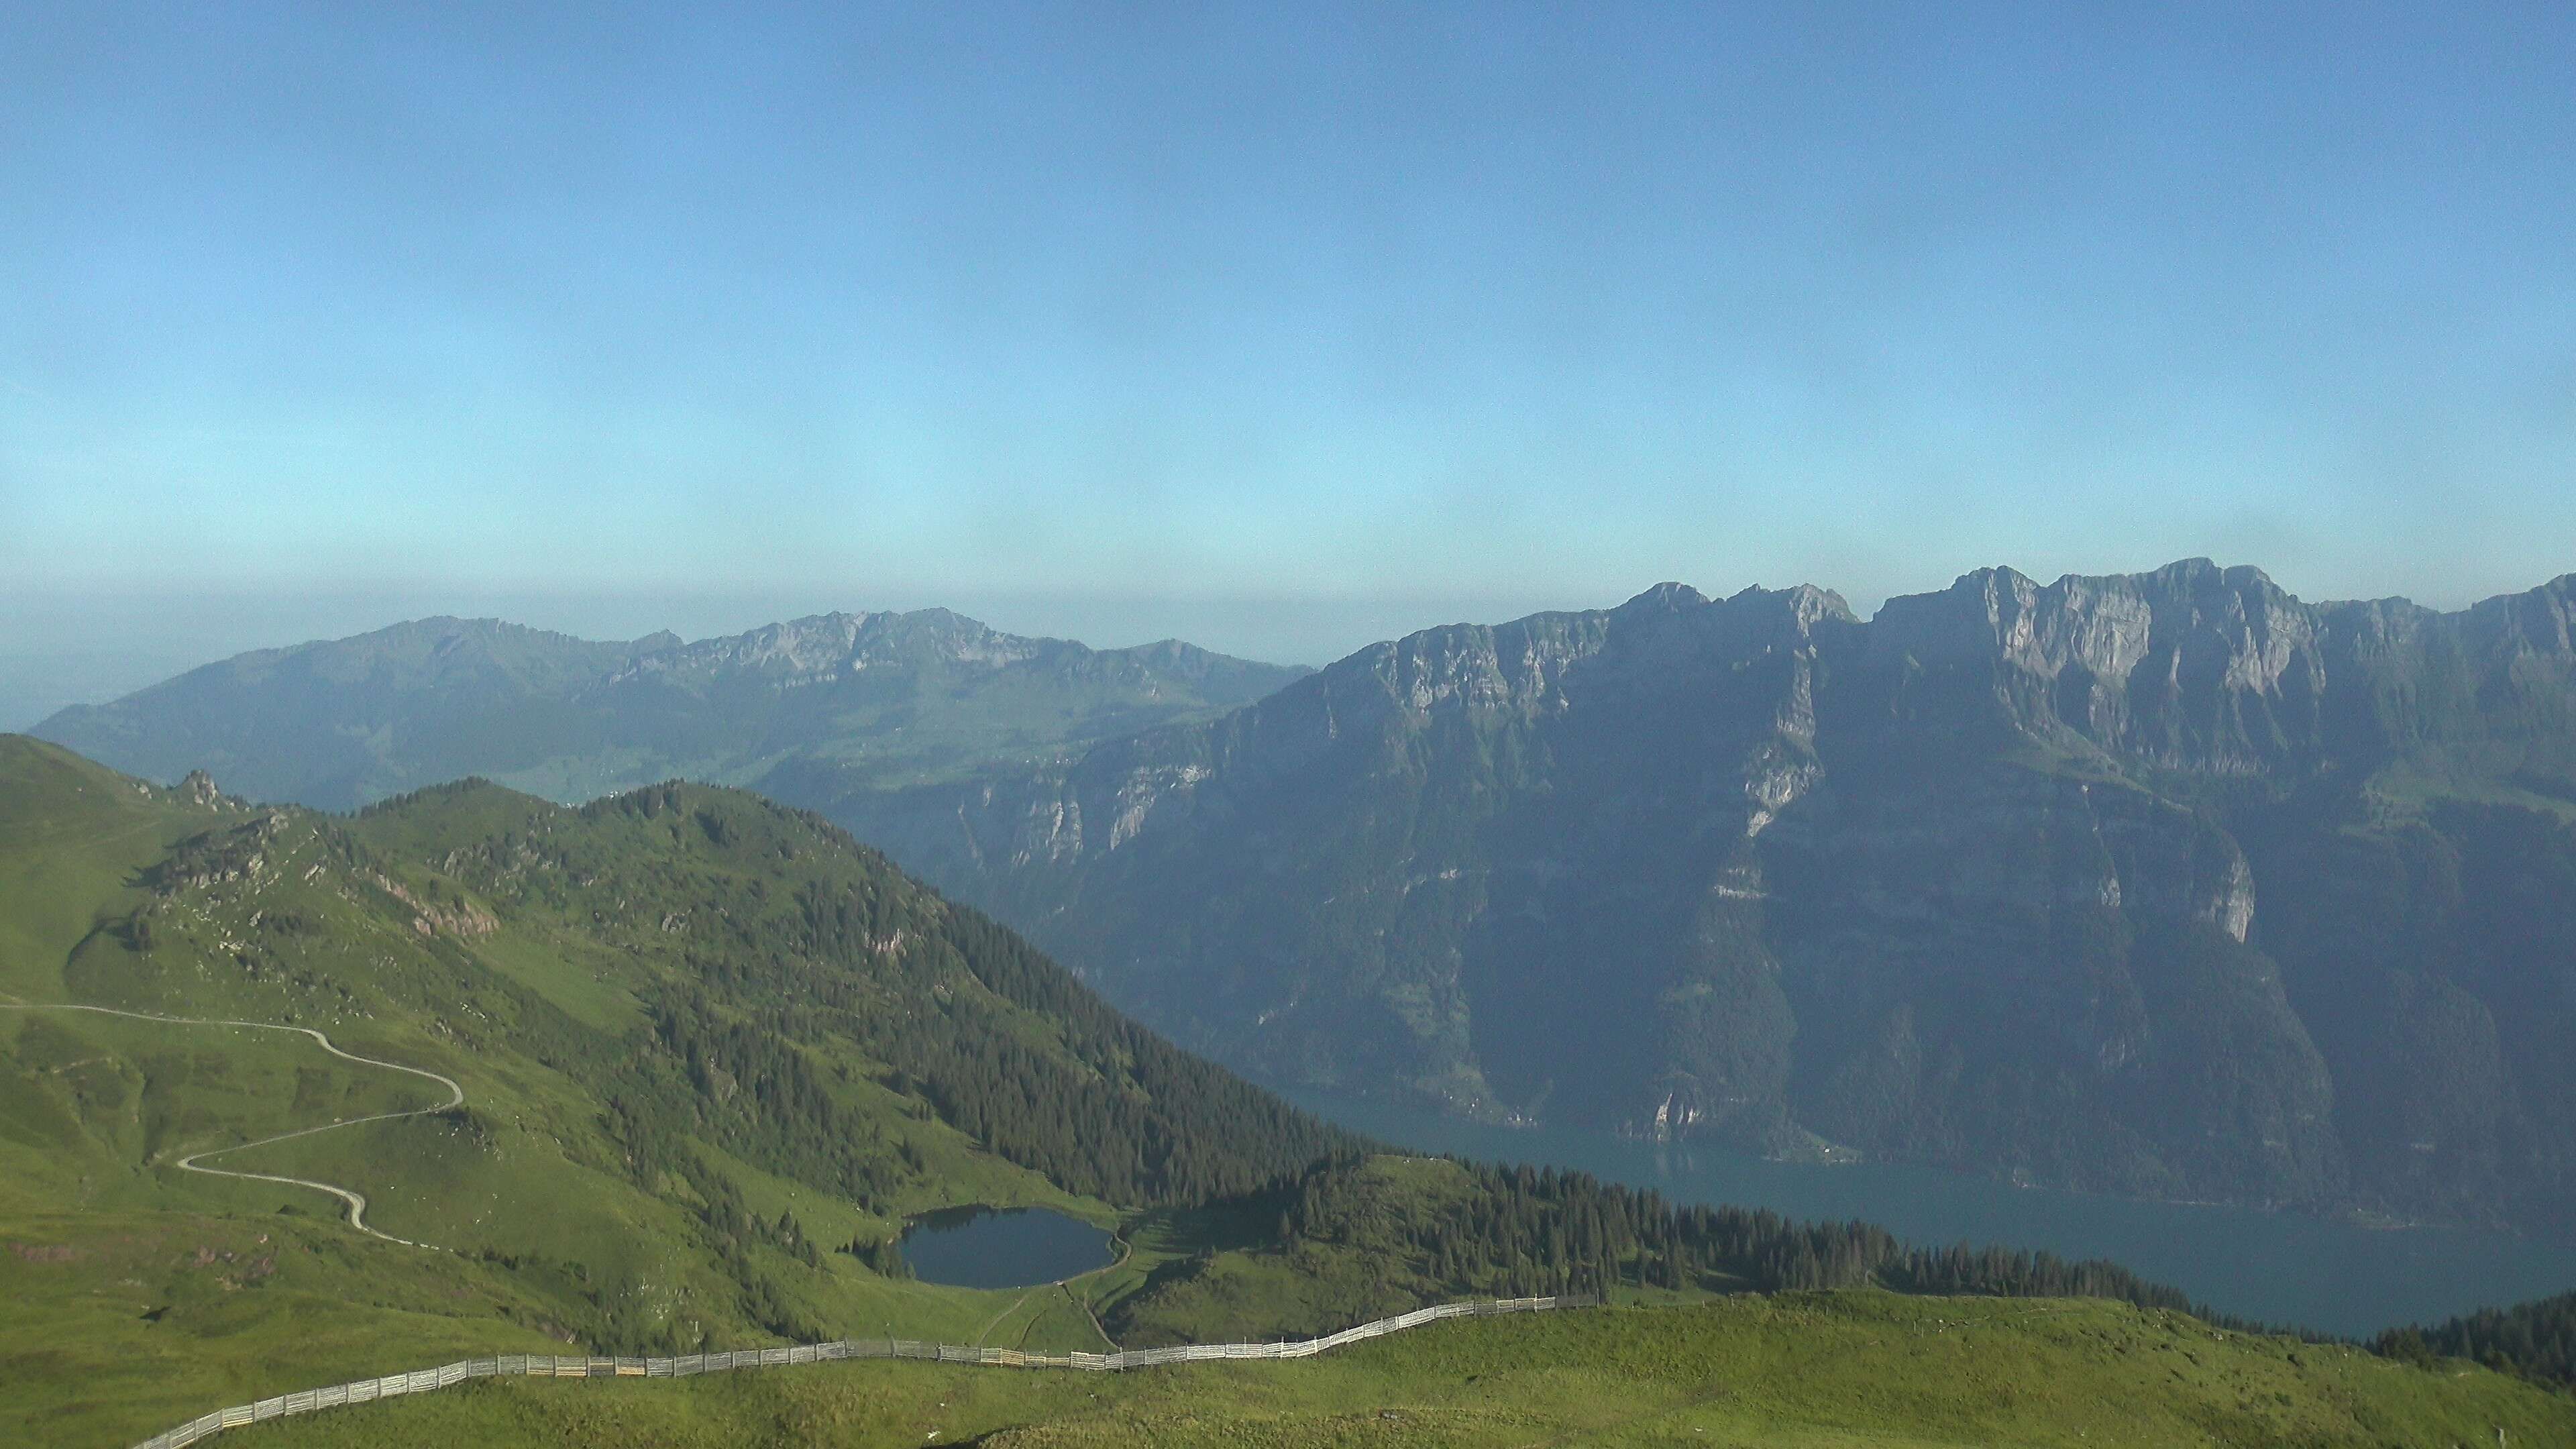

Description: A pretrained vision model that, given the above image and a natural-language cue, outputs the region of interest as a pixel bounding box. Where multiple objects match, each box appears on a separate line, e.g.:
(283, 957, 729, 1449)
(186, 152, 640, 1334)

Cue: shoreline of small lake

(899, 1204, 1115, 1290)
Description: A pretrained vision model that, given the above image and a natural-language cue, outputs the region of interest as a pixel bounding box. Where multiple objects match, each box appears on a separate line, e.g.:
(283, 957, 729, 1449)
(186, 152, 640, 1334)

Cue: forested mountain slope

(0, 735, 1347, 1444)
(827, 561, 2576, 1237)
(7, 734, 2564, 1447)
(32, 610, 1306, 811)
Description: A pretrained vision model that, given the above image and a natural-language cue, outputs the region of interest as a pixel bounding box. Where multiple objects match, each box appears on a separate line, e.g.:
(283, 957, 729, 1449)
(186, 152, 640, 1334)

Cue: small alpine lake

(899, 1205, 1114, 1290)
(1288, 1089, 2576, 1340)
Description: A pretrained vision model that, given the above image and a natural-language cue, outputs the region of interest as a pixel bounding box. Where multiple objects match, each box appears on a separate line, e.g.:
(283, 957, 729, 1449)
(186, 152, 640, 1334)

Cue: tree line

(1269, 1154, 2275, 1324)
(2377, 1290, 2576, 1390)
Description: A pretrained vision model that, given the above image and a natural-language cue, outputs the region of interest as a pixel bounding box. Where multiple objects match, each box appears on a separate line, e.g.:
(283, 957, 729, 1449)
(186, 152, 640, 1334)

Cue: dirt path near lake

(973, 1228, 1136, 1349)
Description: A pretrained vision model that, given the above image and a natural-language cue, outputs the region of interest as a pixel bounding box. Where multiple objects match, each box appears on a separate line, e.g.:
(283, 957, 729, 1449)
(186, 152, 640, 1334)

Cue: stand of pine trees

(1269, 1155, 2283, 1326)
(2378, 1291, 2576, 1389)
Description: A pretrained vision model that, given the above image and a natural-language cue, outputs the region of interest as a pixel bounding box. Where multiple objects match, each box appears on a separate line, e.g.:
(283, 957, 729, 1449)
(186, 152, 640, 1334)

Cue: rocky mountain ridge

(608, 608, 1049, 681)
(818, 561, 2576, 1236)
(879, 562, 2575, 883)
(34, 608, 1309, 811)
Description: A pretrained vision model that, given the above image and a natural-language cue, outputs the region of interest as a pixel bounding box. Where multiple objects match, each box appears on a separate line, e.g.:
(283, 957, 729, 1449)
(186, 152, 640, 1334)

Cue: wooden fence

(129, 1294, 1595, 1449)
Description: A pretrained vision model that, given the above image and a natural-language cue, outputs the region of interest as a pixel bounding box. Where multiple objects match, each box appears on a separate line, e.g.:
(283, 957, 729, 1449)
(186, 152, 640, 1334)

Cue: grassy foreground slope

(0, 735, 1348, 1446)
(231, 1295, 2576, 1449)
(7, 734, 2565, 1447)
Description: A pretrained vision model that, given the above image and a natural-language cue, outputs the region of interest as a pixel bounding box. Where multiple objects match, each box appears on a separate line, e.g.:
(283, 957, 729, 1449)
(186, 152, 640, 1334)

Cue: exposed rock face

(835, 563, 2576, 1235)
(1864, 560, 2334, 774)
(604, 609, 1049, 684)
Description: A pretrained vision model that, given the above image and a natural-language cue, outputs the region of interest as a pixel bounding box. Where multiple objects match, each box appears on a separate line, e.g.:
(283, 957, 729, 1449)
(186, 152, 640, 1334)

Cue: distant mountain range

(32, 608, 1309, 810)
(36, 564, 2576, 1238)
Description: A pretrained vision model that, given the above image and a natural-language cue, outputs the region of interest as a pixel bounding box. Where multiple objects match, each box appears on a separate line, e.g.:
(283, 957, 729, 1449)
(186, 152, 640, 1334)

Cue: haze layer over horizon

(5, 3, 2572, 720)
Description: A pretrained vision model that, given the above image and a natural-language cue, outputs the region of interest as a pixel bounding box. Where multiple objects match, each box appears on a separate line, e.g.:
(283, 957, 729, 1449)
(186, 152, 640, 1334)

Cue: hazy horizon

(11, 551, 2570, 734)
(8, 4, 2573, 720)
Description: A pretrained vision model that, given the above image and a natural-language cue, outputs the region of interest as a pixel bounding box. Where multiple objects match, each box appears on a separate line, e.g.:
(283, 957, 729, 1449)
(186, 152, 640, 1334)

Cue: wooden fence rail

(129, 1295, 1594, 1449)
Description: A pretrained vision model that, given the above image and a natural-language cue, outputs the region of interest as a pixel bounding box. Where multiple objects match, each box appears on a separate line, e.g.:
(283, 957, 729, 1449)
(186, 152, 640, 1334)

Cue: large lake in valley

(899, 1205, 1115, 1290)
(1288, 1090, 2576, 1340)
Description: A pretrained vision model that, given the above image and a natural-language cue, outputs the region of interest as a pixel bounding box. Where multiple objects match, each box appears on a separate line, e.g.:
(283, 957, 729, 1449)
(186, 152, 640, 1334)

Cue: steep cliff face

(833, 563, 2576, 1233)
(1858, 560, 2337, 775)
(1755, 767, 2335, 1204)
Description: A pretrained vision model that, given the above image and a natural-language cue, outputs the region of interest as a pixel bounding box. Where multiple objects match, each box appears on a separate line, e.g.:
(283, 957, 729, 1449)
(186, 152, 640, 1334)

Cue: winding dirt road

(0, 1001, 462, 1249)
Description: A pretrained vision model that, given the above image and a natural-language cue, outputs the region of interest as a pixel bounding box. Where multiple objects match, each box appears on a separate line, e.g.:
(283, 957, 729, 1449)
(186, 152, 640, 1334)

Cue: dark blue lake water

(900, 1205, 1114, 1290)
(1288, 1089, 2576, 1340)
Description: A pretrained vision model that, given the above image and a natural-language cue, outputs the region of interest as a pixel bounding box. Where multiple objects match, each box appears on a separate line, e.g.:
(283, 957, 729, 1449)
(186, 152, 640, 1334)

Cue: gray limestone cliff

(826, 563, 2576, 1236)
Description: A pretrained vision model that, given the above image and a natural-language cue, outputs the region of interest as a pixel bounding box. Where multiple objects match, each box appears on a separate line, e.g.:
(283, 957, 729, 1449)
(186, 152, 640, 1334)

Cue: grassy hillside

(0, 735, 1350, 1446)
(7, 733, 2563, 1448)
(227, 1293, 2576, 1448)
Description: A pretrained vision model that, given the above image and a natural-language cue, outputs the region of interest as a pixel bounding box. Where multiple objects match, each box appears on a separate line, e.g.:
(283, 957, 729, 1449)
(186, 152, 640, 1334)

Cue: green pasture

(221, 1294, 2576, 1449)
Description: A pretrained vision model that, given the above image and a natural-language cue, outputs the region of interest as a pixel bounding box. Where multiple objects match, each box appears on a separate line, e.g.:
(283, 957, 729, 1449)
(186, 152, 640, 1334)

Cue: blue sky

(4, 2, 2573, 720)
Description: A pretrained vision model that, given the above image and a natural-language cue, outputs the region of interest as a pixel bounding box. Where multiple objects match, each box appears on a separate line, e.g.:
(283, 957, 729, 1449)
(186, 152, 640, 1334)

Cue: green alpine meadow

(0, 733, 1340, 1443)
(5, 733, 2571, 1447)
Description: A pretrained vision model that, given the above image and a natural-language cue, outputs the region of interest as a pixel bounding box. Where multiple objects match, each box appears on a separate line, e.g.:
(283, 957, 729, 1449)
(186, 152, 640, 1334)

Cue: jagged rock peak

(1721, 582, 1858, 629)
(2465, 575, 2576, 655)
(2139, 556, 2281, 596)
(1611, 580, 1856, 630)
(637, 608, 1057, 679)
(1617, 581, 1711, 614)
(1931, 557, 2286, 603)
(1869, 559, 2314, 677)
